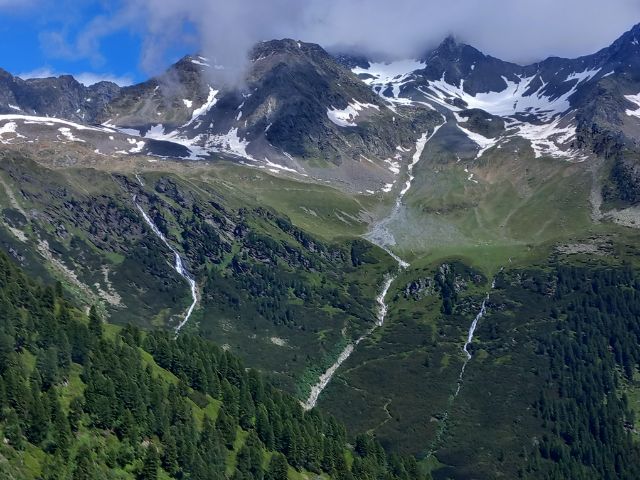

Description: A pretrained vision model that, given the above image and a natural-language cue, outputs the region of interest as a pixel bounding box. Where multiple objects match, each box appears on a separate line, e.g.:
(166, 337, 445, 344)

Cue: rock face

(98, 55, 211, 128)
(0, 69, 120, 122)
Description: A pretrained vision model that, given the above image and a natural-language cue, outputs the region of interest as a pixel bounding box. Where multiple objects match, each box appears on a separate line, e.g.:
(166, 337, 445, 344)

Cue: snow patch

(262, 157, 298, 173)
(509, 117, 584, 160)
(625, 93, 640, 118)
(353, 60, 424, 99)
(327, 99, 379, 127)
(204, 127, 252, 159)
(190, 58, 210, 67)
(0, 121, 25, 144)
(0, 121, 18, 136)
(58, 127, 85, 143)
(424, 74, 581, 122)
(0, 114, 109, 132)
(456, 124, 497, 159)
(119, 127, 141, 136)
(384, 157, 401, 174)
(565, 67, 601, 84)
(185, 87, 219, 126)
(128, 140, 146, 153)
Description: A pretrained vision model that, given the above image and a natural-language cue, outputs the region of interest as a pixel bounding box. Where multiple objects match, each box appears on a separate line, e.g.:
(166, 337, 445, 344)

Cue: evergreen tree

(72, 444, 96, 480)
(162, 433, 179, 476)
(265, 452, 289, 480)
(139, 445, 160, 480)
(0, 251, 433, 480)
(68, 396, 83, 432)
(215, 405, 237, 449)
(3, 408, 25, 450)
(42, 453, 67, 480)
(88, 305, 102, 339)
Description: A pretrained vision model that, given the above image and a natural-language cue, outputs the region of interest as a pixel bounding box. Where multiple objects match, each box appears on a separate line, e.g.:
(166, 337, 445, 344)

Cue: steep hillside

(0, 150, 396, 395)
(0, 250, 424, 480)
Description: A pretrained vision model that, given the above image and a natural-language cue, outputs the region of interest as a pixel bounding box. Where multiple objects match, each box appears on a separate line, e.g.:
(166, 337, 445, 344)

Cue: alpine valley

(2, 21, 640, 480)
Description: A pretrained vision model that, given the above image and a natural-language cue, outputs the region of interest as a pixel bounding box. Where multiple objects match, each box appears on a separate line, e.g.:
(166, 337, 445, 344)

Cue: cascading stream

(429, 277, 497, 454)
(364, 122, 444, 260)
(134, 195, 198, 335)
(454, 293, 489, 397)
(303, 275, 395, 410)
(303, 123, 443, 410)
(455, 276, 498, 395)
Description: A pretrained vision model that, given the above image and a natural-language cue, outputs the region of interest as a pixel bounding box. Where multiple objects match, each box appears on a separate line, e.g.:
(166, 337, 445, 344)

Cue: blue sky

(0, 0, 193, 85)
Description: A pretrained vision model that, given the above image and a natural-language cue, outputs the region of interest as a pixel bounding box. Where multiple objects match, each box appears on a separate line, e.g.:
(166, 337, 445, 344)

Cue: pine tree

(238, 382, 255, 429)
(42, 453, 67, 480)
(256, 404, 275, 449)
(215, 405, 237, 449)
(72, 444, 96, 480)
(68, 396, 83, 432)
(3, 409, 25, 450)
(26, 385, 49, 444)
(88, 305, 102, 339)
(0, 332, 14, 374)
(162, 433, 179, 476)
(140, 444, 160, 480)
(38, 347, 60, 390)
(49, 390, 72, 458)
(55, 330, 72, 374)
(265, 452, 289, 480)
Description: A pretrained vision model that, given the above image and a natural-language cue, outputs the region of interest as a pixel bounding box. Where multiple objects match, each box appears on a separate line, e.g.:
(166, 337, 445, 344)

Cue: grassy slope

(392, 134, 596, 264)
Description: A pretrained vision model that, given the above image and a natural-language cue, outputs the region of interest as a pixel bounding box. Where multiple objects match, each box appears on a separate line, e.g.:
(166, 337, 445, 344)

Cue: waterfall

(454, 293, 489, 397)
(302, 274, 395, 410)
(134, 196, 198, 335)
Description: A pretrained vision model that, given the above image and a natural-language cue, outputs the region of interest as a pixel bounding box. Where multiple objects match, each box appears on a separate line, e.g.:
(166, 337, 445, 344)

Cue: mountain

(346, 24, 640, 206)
(2, 22, 640, 480)
(98, 40, 442, 190)
(0, 42, 440, 193)
(3, 25, 640, 198)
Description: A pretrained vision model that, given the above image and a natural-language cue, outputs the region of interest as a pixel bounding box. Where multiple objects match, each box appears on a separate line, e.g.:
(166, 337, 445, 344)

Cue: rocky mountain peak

(250, 39, 330, 63)
(422, 35, 484, 64)
(434, 34, 462, 55)
(606, 22, 640, 52)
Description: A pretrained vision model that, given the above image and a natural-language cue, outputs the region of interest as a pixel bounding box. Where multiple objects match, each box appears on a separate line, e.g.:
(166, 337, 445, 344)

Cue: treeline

(0, 251, 425, 480)
(523, 265, 640, 479)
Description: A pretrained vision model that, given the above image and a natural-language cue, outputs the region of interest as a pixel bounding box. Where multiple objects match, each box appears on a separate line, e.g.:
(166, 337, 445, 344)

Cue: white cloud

(18, 68, 133, 86)
(27, 0, 640, 83)
(73, 72, 134, 87)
